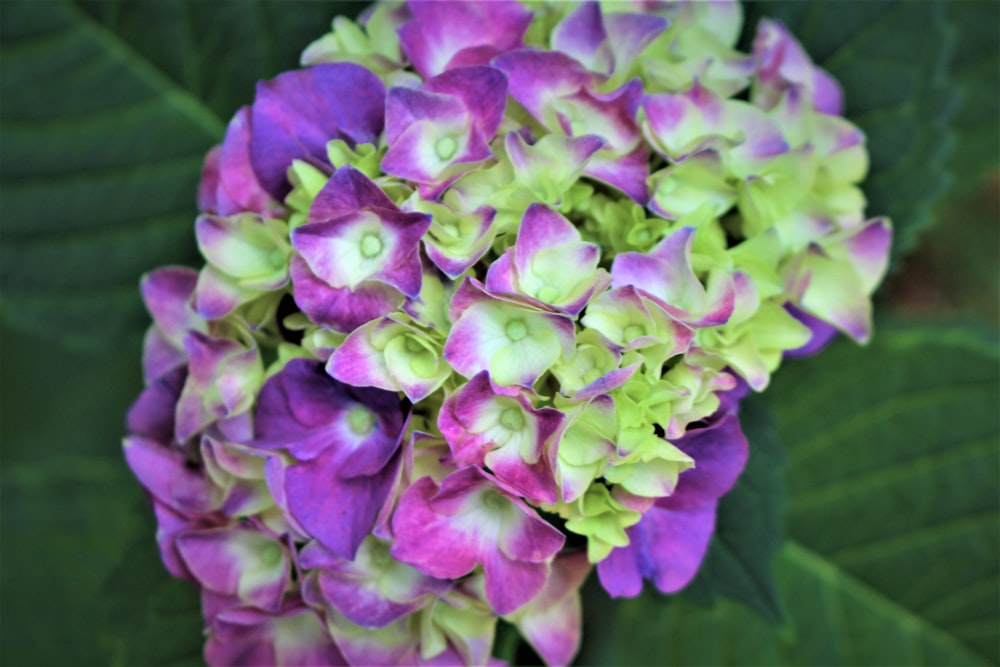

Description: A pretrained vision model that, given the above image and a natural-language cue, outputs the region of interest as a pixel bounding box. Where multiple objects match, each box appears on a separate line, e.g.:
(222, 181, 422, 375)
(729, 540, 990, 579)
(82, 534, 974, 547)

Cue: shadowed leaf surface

(577, 326, 998, 665)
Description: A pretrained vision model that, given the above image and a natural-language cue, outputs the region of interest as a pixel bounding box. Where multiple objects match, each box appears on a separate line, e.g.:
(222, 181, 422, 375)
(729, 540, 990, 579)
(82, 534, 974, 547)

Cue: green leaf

(742, 1, 958, 260)
(0, 0, 346, 350)
(943, 0, 1000, 195)
(682, 398, 787, 623)
(770, 325, 1000, 664)
(578, 326, 998, 665)
(0, 324, 201, 666)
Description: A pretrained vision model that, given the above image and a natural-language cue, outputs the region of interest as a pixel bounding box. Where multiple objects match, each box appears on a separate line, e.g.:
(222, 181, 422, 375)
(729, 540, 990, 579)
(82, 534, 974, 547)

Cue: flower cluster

(124, 1, 891, 665)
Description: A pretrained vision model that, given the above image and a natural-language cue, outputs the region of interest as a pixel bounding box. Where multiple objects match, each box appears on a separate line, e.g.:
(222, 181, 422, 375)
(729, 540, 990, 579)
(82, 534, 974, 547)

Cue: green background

(1, 1, 997, 665)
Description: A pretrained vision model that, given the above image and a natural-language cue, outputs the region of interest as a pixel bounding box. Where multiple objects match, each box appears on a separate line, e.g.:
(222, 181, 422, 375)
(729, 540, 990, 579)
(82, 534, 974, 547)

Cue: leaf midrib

(60, 0, 226, 138)
(785, 541, 990, 666)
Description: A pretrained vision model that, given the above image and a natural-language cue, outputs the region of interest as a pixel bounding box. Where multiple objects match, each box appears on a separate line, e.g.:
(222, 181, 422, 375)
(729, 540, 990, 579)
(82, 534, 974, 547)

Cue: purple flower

(398, 0, 533, 77)
(391, 466, 565, 614)
(382, 66, 508, 197)
(252, 359, 406, 559)
(290, 167, 431, 332)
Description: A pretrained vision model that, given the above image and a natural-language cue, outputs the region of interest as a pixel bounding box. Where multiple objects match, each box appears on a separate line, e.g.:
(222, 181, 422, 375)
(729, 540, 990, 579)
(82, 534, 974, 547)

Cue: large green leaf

(942, 0, 1000, 195)
(0, 324, 204, 666)
(743, 1, 957, 260)
(577, 326, 999, 665)
(0, 0, 346, 350)
(682, 398, 787, 623)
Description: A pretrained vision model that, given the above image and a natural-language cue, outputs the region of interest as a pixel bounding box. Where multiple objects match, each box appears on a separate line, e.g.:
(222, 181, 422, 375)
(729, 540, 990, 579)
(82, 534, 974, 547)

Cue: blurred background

(2, 1, 997, 665)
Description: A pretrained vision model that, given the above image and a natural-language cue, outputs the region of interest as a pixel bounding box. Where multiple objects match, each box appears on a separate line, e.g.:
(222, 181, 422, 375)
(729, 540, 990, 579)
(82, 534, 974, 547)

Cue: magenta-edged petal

(175, 332, 262, 441)
(389, 475, 483, 579)
(597, 502, 717, 597)
(611, 227, 735, 326)
(249, 63, 385, 199)
(308, 166, 396, 223)
(658, 412, 748, 511)
(439, 372, 562, 502)
(509, 551, 590, 667)
(284, 445, 402, 560)
(289, 254, 403, 332)
(385, 90, 467, 147)
(752, 19, 842, 115)
(141, 267, 206, 349)
(152, 501, 200, 580)
(844, 217, 892, 292)
(300, 538, 450, 629)
(444, 288, 576, 387)
(127, 365, 185, 443)
(292, 211, 429, 298)
(143, 327, 186, 383)
(398, 1, 533, 77)
(493, 49, 596, 127)
(483, 551, 549, 616)
(123, 436, 221, 514)
(556, 78, 643, 152)
(603, 11, 668, 74)
(177, 527, 290, 612)
(514, 203, 582, 268)
(483, 251, 517, 295)
(206, 601, 347, 667)
(216, 107, 282, 217)
(326, 318, 395, 390)
(421, 66, 509, 140)
(192, 265, 247, 320)
(551, 2, 612, 74)
(199, 145, 221, 214)
(391, 467, 564, 613)
(583, 143, 650, 204)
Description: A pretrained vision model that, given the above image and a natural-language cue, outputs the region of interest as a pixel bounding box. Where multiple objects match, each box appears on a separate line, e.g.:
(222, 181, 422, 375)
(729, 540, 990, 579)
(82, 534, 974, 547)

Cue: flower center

(505, 319, 527, 342)
(360, 233, 383, 259)
(268, 248, 286, 268)
(261, 543, 282, 566)
(536, 285, 560, 303)
(481, 490, 505, 511)
(435, 136, 458, 160)
(404, 336, 425, 354)
(499, 408, 526, 432)
(623, 324, 646, 341)
(347, 405, 376, 436)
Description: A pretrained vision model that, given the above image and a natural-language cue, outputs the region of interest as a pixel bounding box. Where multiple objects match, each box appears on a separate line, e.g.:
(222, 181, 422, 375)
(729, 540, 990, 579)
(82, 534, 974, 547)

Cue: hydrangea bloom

(124, 2, 891, 665)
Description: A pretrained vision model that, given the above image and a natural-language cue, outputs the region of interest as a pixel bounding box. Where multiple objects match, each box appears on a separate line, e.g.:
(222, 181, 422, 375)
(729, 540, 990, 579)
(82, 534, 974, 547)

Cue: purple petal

(659, 412, 749, 510)
(140, 267, 205, 348)
(216, 107, 282, 217)
(483, 551, 549, 615)
(551, 2, 612, 74)
(123, 436, 221, 514)
(389, 475, 483, 579)
(254, 358, 405, 473)
(398, 1, 533, 77)
(176, 528, 290, 612)
(492, 49, 595, 127)
(285, 447, 402, 560)
(308, 166, 396, 223)
(127, 365, 185, 443)
(583, 143, 650, 204)
(598, 502, 717, 597)
(784, 302, 839, 358)
(422, 66, 509, 139)
(512, 551, 590, 667)
(289, 255, 402, 332)
(249, 63, 385, 199)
